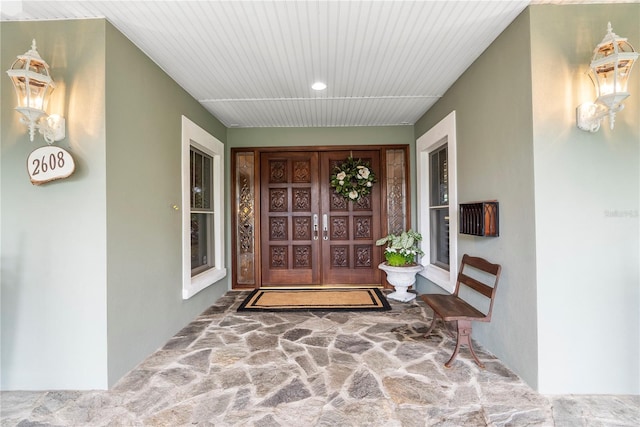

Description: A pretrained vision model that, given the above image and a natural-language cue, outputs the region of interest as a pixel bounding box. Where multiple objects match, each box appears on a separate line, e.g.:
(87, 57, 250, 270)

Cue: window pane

(430, 208, 450, 270)
(191, 213, 214, 275)
(429, 146, 448, 206)
(191, 148, 213, 210)
(191, 149, 201, 208)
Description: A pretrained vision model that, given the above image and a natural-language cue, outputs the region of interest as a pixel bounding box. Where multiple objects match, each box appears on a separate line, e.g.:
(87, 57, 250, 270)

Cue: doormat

(237, 288, 391, 312)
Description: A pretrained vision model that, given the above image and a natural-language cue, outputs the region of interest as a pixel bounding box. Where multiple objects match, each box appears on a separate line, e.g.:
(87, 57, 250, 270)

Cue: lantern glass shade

(577, 23, 639, 133)
(8, 56, 55, 119)
(5, 39, 65, 143)
(589, 24, 638, 110)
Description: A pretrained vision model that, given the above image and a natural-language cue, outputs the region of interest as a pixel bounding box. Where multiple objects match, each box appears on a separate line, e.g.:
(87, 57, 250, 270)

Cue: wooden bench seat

(421, 254, 502, 368)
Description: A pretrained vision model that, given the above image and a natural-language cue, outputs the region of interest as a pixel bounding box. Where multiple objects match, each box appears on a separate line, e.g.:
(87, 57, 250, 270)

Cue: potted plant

(376, 230, 424, 302)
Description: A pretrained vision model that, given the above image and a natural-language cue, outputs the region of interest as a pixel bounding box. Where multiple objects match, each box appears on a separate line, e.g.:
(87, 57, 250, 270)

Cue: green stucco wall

(1, 19, 229, 390)
(414, 4, 639, 394)
(1, 19, 109, 389)
(414, 9, 538, 389)
(228, 126, 414, 148)
(104, 22, 228, 387)
(530, 4, 639, 394)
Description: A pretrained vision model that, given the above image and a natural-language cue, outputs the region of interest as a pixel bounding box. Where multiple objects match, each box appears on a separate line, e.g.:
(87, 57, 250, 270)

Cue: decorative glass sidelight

(385, 149, 407, 235)
(236, 152, 255, 285)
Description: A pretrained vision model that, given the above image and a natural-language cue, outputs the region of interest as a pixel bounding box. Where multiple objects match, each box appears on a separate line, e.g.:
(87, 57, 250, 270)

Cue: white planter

(378, 262, 423, 302)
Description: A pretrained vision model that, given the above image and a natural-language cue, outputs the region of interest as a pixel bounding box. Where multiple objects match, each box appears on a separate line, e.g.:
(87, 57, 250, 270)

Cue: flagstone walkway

(1, 291, 638, 426)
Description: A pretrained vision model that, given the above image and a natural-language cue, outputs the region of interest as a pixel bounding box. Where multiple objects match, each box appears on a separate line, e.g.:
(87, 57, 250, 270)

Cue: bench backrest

(454, 254, 502, 320)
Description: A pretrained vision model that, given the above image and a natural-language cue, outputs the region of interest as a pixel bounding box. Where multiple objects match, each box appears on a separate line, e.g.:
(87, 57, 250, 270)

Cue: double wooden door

(260, 150, 382, 286)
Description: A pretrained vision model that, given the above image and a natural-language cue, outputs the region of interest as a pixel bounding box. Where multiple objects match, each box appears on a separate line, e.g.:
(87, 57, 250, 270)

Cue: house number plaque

(27, 145, 75, 185)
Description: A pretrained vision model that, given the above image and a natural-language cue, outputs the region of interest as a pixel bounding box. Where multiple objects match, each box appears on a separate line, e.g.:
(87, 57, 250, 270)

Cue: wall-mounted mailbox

(459, 201, 499, 237)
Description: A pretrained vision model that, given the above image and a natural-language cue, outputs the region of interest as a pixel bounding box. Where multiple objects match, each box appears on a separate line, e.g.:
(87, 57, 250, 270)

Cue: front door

(260, 150, 382, 286)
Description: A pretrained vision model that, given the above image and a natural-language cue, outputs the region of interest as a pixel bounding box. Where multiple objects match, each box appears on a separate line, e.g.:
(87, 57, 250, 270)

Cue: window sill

(183, 267, 227, 299)
(419, 263, 454, 293)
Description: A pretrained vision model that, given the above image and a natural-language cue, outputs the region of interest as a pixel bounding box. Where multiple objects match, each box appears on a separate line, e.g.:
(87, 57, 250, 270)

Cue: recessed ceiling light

(312, 82, 327, 91)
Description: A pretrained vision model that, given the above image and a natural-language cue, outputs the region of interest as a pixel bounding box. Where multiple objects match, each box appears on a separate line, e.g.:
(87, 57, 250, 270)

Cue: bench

(420, 254, 502, 368)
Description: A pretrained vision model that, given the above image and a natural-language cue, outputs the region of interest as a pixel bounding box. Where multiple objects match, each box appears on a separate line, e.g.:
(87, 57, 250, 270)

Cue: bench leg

(445, 320, 485, 369)
(441, 319, 455, 338)
(424, 314, 456, 340)
(423, 314, 439, 338)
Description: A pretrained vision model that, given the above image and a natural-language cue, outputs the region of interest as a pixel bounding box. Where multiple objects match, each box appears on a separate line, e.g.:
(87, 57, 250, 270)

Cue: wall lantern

(6, 39, 65, 143)
(576, 23, 639, 132)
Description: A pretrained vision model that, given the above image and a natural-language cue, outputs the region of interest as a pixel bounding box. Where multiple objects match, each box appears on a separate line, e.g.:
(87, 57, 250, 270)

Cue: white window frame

(181, 116, 226, 299)
(416, 111, 458, 293)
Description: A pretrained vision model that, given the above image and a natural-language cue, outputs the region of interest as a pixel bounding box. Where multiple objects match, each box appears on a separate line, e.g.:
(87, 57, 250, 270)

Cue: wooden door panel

(260, 152, 320, 286)
(259, 149, 383, 287)
(320, 151, 382, 285)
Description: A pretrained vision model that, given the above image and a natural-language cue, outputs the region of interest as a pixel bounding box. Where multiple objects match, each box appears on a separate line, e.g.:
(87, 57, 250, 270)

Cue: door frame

(230, 145, 411, 289)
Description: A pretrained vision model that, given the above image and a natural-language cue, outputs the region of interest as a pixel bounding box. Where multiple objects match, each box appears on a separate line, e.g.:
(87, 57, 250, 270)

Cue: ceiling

(0, 1, 624, 128)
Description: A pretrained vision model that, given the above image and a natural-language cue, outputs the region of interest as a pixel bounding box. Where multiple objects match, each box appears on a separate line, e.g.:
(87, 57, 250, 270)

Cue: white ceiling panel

(1, 1, 611, 128)
(202, 95, 440, 128)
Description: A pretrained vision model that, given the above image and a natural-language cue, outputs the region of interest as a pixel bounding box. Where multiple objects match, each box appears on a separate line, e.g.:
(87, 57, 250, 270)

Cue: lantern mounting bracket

(27, 114, 66, 144)
(576, 101, 623, 133)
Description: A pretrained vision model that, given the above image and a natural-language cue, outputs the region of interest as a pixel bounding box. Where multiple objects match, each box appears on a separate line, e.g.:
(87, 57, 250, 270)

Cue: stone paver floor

(1, 291, 638, 426)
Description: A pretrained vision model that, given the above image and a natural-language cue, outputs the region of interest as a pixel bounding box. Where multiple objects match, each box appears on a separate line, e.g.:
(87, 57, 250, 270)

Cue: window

(416, 111, 458, 292)
(182, 116, 226, 299)
(429, 145, 449, 270)
(190, 147, 214, 276)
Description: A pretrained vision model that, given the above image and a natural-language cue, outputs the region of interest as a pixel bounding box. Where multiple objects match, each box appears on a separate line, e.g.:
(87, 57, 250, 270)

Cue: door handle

(323, 214, 328, 240)
(313, 214, 319, 240)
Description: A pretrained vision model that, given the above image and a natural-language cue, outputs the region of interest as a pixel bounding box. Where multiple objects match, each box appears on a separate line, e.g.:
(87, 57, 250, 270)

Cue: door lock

(322, 214, 328, 240)
(313, 214, 319, 240)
